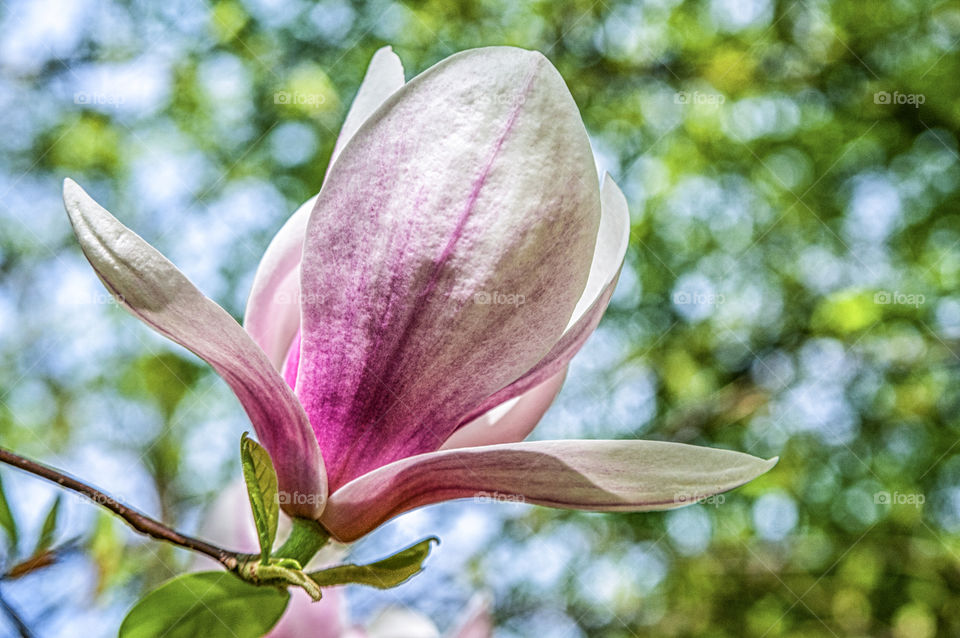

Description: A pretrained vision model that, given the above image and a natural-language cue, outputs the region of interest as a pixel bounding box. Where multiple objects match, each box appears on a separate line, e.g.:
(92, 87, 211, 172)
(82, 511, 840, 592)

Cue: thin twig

(0, 447, 239, 571)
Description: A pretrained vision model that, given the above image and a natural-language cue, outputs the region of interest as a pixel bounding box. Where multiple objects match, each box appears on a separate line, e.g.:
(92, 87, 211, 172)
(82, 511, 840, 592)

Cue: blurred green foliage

(1, 0, 959, 636)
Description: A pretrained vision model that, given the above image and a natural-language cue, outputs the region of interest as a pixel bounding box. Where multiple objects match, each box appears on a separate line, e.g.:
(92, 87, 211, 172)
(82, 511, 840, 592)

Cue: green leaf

(240, 433, 280, 564)
(0, 472, 18, 556)
(119, 571, 290, 638)
(309, 537, 438, 589)
(34, 495, 61, 555)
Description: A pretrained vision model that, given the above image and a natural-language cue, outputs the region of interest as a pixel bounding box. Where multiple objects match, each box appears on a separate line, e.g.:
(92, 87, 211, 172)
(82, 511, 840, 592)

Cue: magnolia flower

(200, 483, 491, 638)
(63, 46, 776, 542)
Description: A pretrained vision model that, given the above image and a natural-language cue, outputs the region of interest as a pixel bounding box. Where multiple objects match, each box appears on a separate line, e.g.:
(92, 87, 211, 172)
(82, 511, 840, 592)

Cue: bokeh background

(1, 0, 959, 636)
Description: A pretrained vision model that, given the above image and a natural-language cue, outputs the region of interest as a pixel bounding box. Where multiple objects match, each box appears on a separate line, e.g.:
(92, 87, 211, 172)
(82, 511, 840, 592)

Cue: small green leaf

(0, 472, 19, 556)
(34, 495, 61, 555)
(309, 537, 438, 589)
(119, 571, 289, 638)
(240, 433, 280, 564)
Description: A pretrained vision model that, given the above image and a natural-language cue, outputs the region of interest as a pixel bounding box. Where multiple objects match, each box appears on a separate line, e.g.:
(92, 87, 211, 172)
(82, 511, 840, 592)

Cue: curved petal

(328, 46, 405, 175)
(440, 368, 567, 450)
(458, 174, 630, 425)
(447, 595, 493, 638)
(244, 195, 316, 369)
(243, 47, 405, 370)
(63, 179, 326, 519)
(298, 47, 602, 490)
(321, 440, 778, 542)
(367, 607, 440, 638)
(268, 588, 347, 638)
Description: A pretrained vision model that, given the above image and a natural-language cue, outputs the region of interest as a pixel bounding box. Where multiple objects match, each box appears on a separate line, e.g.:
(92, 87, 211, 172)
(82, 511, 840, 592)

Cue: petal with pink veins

(458, 173, 630, 426)
(297, 47, 602, 490)
(62, 179, 327, 519)
(321, 440, 777, 542)
(244, 46, 405, 371)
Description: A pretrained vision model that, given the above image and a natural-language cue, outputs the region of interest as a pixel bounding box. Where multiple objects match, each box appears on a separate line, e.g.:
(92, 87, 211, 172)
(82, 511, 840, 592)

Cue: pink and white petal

(366, 607, 441, 638)
(447, 595, 493, 638)
(459, 175, 629, 425)
(321, 440, 777, 542)
(298, 47, 601, 490)
(243, 47, 405, 371)
(440, 368, 567, 450)
(63, 179, 327, 519)
(244, 195, 316, 369)
(268, 588, 347, 638)
(327, 46, 405, 175)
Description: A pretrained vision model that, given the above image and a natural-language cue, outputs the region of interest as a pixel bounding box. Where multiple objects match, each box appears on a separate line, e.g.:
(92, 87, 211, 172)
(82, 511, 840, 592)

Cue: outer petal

(447, 595, 493, 638)
(458, 174, 630, 426)
(243, 46, 405, 370)
(321, 440, 777, 542)
(63, 179, 326, 519)
(298, 47, 601, 490)
(366, 607, 440, 638)
(440, 368, 567, 450)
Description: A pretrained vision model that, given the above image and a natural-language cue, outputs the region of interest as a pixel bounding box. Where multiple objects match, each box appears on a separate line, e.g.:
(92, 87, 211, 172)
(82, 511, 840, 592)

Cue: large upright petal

(243, 47, 405, 370)
(63, 179, 326, 519)
(458, 174, 630, 426)
(320, 440, 777, 542)
(297, 47, 602, 490)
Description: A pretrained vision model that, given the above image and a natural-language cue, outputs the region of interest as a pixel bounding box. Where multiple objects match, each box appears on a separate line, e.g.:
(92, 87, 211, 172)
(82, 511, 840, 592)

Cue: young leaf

(34, 495, 62, 555)
(119, 571, 290, 638)
(240, 433, 280, 564)
(0, 472, 18, 556)
(309, 537, 438, 589)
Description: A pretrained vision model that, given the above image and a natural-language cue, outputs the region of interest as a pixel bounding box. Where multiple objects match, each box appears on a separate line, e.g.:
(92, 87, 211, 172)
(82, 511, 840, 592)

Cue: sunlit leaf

(241, 433, 280, 563)
(119, 571, 289, 638)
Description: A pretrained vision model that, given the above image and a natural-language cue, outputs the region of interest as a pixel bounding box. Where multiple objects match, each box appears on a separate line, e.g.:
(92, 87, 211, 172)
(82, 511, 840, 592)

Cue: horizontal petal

(243, 47, 405, 371)
(321, 440, 777, 542)
(63, 179, 326, 519)
(440, 368, 567, 450)
(458, 174, 630, 425)
(297, 47, 601, 489)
